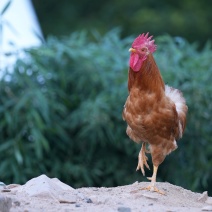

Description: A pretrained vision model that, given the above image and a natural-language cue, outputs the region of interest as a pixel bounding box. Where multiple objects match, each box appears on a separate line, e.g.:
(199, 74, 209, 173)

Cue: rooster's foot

(130, 183, 165, 195)
(136, 143, 150, 176)
(141, 184, 165, 195)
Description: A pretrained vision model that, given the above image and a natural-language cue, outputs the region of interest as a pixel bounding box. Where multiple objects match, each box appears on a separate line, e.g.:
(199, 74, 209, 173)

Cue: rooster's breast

(123, 89, 178, 143)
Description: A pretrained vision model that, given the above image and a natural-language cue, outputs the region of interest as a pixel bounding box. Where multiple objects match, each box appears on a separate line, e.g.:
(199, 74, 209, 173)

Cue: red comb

(132, 33, 157, 53)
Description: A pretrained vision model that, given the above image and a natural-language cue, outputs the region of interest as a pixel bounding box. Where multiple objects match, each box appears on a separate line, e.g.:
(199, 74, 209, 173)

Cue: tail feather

(165, 85, 188, 138)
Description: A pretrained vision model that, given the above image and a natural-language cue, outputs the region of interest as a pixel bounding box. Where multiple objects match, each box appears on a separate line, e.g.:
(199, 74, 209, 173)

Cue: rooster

(122, 33, 188, 194)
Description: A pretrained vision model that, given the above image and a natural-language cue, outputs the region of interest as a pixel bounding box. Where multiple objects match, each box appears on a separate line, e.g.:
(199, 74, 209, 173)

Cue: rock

(6, 184, 21, 189)
(89, 195, 98, 204)
(141, 193, 158, 200)
(84, 197, 93, 203)
(117, 207, 131, 212)
(89, 195, 107, 204)
(59, 198, 76, 204)
(0, 182, 6, 190)
(0, 195, 12, 212)
(198, 191, 208, 202)
(58, 192, 77, 204)
(132, 181, 139, 185)
(51, 177, 74, 191)
(206, 197, 212, 205)
(76, 191, 85, 200)
(13, 200, 21, 206)
(103, 197, 111, 204)
(76, 191, 93, 204)
(17, 174, 76, 203)
(202, 205, 212, 211)
(58, 193, 77, 204)
(1, 189, 11, 193)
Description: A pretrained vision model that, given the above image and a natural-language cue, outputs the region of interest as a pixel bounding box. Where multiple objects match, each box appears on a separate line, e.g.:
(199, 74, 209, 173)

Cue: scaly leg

(142, 165, 165, 195)
(136, 142, 150, 176)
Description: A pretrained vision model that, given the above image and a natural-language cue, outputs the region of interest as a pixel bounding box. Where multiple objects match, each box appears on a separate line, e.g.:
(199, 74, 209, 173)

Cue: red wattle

(129, 54, 144, 72)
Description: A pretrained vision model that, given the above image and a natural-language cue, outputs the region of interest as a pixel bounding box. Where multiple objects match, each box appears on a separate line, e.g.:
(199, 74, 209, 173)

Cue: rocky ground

(0, 174, 212, 212)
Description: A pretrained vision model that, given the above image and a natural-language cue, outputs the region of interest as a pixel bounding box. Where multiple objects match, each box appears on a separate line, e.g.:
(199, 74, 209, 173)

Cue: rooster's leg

(136, 142, 150, 176)
(142, 165, 165, 195)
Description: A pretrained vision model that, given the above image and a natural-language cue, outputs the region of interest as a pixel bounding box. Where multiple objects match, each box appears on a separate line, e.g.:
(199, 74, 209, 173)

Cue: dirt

(0, 174, 212, 212)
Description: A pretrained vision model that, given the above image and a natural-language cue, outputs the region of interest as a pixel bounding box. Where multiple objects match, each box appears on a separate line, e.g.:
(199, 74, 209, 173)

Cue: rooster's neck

(128, 54, 165, 96)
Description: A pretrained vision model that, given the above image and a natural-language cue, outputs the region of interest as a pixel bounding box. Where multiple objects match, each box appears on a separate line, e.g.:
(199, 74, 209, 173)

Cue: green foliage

(0, 30, 212, 195)
(32, 0, 212, 45)
(0, 29, 139, 186)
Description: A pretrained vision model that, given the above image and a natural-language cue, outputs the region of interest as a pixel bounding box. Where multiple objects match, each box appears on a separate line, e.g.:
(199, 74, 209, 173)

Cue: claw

(141, 185, 165, 195)
(143, 165, 165, 195)
(135, 163, 166, 195)
(136, 143, 150, 176)
(136, 150, 145, 175)
(131, 183, 165, 195)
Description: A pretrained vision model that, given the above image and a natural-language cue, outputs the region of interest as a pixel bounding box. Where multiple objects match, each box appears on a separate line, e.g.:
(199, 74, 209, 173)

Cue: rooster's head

(129, 33, 156, 72)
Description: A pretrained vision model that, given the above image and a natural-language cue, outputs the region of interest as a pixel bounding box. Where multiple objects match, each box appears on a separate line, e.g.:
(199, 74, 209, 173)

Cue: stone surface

(198, 191, 208, 202)
(0, 195, 12, 212)
(206, 197, 212, 205)
(0, 176, 211, 212)
(202, 205, 212, 211)
(141, 193, 158, 200)
(117, 207, 131, 212)
(17, 174, 76, 203)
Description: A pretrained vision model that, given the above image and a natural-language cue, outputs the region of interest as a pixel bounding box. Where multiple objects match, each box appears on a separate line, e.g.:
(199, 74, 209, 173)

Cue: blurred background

(32, 0, 212, 45)
(0, 0, 212, 195)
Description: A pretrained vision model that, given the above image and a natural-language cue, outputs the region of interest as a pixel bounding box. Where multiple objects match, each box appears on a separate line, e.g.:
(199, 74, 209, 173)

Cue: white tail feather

(165, 85, 187, 138)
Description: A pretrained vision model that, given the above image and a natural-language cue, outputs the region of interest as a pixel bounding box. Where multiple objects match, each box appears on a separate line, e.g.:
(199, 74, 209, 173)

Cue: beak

(129, 48, 136, 53)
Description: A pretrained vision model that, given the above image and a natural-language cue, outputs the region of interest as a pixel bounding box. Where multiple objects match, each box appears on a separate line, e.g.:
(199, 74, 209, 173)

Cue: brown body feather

(123, 54, 187, 167)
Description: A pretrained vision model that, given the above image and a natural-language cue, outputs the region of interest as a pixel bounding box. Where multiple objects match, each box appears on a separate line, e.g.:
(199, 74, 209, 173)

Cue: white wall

(0, 0, 43, 70)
